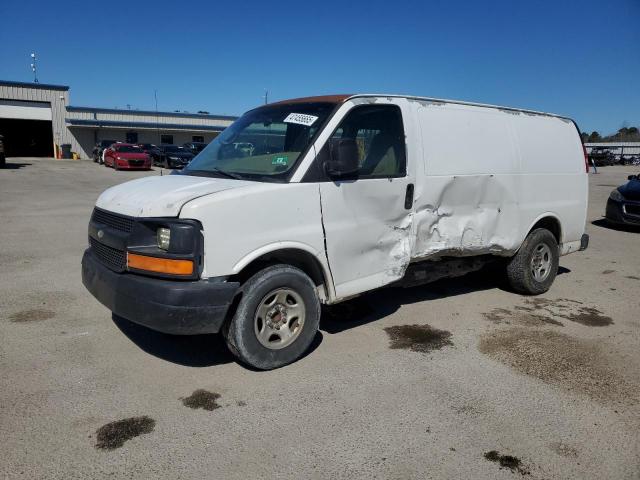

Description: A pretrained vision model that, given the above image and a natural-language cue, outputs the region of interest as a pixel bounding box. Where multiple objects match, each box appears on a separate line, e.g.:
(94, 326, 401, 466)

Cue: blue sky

(1, 0, 638, 134)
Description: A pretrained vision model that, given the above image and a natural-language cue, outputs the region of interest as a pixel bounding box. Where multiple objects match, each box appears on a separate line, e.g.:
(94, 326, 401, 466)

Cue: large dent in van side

(411, 174, 520, 260)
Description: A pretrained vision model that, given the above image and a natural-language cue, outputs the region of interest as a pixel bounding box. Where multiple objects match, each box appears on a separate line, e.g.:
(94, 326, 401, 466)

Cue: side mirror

(323, 138, 359, 179)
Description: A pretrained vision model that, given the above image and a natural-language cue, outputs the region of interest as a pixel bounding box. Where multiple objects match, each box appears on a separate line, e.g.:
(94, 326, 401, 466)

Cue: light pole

(30, 53, 38, 83)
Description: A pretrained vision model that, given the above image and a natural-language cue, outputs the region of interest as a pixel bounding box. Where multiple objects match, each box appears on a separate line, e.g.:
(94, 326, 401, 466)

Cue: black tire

(224, 265, 320, 370)
(506, 228, 559, 295)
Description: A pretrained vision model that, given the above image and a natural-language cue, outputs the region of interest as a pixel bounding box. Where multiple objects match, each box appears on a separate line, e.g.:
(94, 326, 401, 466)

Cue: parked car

(589, 146, 616, 167)
(103, 143, 151, 170)
(82, 94, 589, 370)
(620, 154, 640, 166)
(182, 142, 208, 155)
(93, 140, 117, 164)
(156, 144, 194, 169)
(0, 134, 5, 168)
(138, 143, 163, 164)
(605, 173, 640, 226)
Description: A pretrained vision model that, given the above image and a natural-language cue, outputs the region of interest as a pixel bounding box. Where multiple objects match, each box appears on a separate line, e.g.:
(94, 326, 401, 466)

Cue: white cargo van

(82, 94, 589, 369)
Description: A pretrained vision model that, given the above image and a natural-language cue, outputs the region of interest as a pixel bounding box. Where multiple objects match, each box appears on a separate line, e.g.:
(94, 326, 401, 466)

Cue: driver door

(316, 103, 415, 299)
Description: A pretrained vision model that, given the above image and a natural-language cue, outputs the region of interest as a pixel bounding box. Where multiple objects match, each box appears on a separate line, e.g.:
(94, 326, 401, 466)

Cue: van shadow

(112, 314, 233, 367)
(320, 264, 568, 334)
(1, 162, 31, 170)
(112, 314, 323, 369)
(592, 218, 640, 233)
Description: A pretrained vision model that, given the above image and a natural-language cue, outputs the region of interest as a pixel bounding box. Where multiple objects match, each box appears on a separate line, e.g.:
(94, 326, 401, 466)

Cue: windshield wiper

(209, 168, 243, 180)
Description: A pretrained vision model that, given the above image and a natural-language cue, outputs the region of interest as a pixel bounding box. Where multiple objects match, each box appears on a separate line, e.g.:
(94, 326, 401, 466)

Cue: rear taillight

(582, 144, 589, 173)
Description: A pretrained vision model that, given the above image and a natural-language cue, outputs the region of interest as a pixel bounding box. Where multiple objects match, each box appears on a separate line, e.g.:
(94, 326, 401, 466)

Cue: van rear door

(315, 102, 415, 299)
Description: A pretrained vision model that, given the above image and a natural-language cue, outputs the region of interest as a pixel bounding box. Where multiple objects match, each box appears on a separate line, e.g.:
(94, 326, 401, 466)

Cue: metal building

(0, 79, 237, 159)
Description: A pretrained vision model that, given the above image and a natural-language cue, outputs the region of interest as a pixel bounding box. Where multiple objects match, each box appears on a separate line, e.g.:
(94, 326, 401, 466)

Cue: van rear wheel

(506, 228, 559, 295)
(224, 265, 320, 370)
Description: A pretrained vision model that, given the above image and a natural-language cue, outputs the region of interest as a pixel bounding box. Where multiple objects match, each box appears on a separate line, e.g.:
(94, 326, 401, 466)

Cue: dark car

(605, 173, 640, 226)
(0, 134, 5, 168)
(93, 140, 117, 164)
(157, 144, 194, 169)
(182, 141, 207, 155)
(589, 146, 616, 167)
(138, 143, 163, 164)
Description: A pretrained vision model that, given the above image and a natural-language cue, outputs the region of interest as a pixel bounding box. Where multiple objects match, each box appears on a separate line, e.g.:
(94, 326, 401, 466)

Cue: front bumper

(82, 249, 239, 335)
(117, 161, 151, 170)
(606, 198, 640, 226)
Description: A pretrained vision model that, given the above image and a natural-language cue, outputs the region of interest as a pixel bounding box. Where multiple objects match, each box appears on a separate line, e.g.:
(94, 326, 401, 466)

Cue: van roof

(266, 94, 572, 122)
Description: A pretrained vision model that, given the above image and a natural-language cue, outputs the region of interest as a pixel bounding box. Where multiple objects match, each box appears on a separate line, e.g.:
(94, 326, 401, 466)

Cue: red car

(104, 143, 152, 170)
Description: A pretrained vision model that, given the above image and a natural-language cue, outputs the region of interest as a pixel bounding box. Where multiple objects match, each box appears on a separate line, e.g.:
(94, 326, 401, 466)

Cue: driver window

(327, 105, 406, 178)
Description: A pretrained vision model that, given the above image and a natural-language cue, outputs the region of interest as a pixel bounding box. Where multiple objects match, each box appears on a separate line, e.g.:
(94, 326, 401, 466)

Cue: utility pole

(263, 89, 269, 105)
(154, 90, 160, 145)
(30, 53, 38, 83)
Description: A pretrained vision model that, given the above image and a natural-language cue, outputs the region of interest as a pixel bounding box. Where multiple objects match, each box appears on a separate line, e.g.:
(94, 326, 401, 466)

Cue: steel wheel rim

(531, 242, 552, 282)
(254, 288, 306, 350)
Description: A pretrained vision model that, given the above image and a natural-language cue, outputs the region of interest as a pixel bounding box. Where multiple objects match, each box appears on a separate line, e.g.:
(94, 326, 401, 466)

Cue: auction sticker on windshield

(283, 113, 318, 127)
(272, 155, 288, 166)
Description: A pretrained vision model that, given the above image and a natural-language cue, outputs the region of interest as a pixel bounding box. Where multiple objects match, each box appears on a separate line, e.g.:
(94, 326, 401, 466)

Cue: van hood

(95, 174, 253, 217)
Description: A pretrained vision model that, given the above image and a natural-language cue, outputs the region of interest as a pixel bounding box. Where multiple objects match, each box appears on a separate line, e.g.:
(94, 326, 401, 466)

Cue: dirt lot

(1, 158, 639, 479)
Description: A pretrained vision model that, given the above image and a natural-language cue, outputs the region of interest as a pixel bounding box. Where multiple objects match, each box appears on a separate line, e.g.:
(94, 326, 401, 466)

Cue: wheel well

(230, 249, 329, 300)
(530, 216, 561, 243)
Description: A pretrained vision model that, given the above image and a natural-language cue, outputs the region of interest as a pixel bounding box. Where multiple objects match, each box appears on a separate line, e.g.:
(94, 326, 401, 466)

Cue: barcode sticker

(283, 113, 319, 127)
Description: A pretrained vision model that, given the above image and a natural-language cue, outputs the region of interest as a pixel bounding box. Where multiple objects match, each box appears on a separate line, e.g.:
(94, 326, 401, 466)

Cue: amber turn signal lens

(127, 253, 194, 276)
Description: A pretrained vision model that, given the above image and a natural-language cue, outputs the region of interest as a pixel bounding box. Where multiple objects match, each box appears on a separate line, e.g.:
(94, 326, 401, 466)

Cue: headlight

(117, 156, 123, 160)
(125, 219, 203, 279)
(157, 227, 171, 250)
(609, 189, 624, 202)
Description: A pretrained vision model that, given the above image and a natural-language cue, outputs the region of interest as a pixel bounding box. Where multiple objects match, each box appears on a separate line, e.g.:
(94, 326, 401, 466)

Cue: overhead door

(0, 100, 54, 157)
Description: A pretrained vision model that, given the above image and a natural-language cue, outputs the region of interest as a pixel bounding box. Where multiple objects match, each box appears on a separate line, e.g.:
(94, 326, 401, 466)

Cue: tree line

(581, 126, 640, 143)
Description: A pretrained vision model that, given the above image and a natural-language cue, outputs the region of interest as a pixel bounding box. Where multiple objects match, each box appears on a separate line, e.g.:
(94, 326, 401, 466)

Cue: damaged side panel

(412, 103, 523, 261)
(412, 174, 521, 260)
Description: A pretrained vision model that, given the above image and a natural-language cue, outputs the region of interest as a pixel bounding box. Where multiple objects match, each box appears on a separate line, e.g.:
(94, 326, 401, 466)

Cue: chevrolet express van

(82, 94, 589, 369)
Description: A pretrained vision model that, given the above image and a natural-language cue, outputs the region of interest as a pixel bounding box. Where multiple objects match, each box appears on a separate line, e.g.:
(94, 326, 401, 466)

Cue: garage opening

(0, 100, 54, 157)
(0, 118, 54, 157)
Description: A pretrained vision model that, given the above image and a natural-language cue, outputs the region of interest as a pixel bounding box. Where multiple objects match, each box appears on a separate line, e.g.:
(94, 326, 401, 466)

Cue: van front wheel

(506, 228, 559, 295)
(224, 265, 320, 370)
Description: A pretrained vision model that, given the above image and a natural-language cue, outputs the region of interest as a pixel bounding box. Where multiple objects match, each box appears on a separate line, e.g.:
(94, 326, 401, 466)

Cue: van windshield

(182, 102, 335, 181)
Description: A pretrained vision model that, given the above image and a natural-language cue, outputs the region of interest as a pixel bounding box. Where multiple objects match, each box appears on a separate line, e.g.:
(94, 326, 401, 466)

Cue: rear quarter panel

(510, 113, 588, 250)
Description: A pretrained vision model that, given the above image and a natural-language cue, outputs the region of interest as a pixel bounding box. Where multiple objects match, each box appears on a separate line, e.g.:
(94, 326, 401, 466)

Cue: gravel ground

(1, 158, 638, 479)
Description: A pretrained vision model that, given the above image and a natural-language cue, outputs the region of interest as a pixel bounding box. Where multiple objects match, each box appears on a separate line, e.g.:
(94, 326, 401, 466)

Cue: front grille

(625, 204, 640, 216)
(92, 208, 134, 233)
(89, 237, 126, 272)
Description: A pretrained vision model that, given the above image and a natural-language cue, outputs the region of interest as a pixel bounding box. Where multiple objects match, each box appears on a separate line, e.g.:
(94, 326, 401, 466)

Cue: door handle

(404, 183, 414, 210)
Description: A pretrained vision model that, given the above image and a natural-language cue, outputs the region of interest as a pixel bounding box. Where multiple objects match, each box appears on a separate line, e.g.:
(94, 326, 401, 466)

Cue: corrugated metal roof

(66, 118, 228, 131)
(0, 79, 69, 91)
(66, 105, 237, 120)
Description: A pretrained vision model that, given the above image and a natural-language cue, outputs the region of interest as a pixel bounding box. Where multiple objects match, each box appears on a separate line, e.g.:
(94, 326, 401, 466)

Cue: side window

(324, 105, 406, 179)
